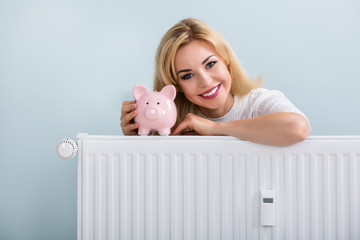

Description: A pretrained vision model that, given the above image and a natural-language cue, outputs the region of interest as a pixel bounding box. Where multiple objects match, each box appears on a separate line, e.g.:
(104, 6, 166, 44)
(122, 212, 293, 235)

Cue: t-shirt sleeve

(248, 88, 307, 118)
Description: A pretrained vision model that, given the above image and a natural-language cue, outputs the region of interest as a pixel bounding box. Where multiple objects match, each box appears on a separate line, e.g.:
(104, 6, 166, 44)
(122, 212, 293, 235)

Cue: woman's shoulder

(247, 87, 284, 95)
(241, 87, 307, 118)
(244, 88, 285, 102)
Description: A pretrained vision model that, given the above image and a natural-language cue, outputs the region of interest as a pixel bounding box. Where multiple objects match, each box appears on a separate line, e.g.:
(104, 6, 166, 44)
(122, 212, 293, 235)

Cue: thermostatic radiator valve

(57, 138, 78, 159)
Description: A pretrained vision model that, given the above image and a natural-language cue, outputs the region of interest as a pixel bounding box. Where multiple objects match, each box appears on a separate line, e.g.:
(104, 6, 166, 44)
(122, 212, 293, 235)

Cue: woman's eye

(181, 73, 194, 80)
(206, 61, 217, 69)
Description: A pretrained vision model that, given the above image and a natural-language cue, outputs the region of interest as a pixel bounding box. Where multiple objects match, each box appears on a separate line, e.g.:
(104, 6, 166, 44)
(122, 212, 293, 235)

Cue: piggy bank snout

(145, 107, 161, 120)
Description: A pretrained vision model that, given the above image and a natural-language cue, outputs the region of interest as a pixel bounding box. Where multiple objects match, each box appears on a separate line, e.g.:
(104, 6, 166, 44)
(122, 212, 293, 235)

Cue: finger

(121, 110, 138, 127)
(127, 122, 139, 131)
(171, 120, 191, 135)
(122, 100, 136, 106)
(122, 122, 140, 135)
(181, 130, 199, 135)
(123, 129, 137, 135)
(172, 113, 198, 135)
(121, 101, 136, 118)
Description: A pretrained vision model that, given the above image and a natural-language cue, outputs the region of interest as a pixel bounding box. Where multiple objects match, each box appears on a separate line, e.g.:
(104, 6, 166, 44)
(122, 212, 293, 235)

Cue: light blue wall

(0, 0, 359, 239)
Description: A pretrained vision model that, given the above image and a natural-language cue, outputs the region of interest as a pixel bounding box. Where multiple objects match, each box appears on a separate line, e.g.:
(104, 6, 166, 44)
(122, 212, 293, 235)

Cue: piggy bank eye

(157, 102, 160, 105)
(146, 102, 149, 105)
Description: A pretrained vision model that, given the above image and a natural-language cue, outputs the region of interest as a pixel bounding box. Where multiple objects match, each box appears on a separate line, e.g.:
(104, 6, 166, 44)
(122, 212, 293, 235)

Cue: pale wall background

(0, 0, 359, 239)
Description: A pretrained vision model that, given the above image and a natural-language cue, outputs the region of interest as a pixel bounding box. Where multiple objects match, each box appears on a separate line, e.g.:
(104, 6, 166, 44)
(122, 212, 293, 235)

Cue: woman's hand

(120, 100, 139, 135)
(172, 113, 218, 136)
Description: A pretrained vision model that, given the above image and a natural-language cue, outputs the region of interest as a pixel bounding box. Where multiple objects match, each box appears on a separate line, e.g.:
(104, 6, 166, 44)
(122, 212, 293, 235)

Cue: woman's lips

(198, 83, 221, 99)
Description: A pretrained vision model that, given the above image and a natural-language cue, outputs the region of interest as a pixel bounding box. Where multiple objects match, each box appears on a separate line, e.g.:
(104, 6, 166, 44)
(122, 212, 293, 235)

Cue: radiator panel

(77, 136, 360, 240)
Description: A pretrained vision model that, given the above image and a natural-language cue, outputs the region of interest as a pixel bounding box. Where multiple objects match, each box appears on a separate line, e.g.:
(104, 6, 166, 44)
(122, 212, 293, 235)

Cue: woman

(121, 18, 311, 146)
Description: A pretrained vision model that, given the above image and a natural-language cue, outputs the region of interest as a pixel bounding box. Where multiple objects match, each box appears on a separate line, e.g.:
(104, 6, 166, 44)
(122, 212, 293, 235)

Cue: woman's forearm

(215, 112, 311, 146)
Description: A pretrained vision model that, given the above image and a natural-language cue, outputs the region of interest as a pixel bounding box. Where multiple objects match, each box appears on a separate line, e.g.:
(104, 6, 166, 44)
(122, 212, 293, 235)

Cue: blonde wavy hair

(153, 18, 262, 127)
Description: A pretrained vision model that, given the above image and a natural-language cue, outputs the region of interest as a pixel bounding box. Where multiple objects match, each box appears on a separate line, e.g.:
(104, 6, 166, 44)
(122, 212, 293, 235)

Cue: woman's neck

(198, 94, 235, 118)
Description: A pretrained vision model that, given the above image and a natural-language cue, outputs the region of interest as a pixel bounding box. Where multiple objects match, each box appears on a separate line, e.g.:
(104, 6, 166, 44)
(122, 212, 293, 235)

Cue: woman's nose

(198, 71, 212, 87)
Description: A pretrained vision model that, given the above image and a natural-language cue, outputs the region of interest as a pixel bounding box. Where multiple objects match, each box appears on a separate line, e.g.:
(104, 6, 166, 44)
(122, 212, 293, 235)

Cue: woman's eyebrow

(202, 55, 215, 64)
(177, 55, 215, 75)
(177, 69, 192, 75)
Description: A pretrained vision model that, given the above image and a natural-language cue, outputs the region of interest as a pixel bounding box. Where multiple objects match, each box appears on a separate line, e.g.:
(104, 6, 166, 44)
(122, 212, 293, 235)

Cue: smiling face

(174, 40, 234, 118)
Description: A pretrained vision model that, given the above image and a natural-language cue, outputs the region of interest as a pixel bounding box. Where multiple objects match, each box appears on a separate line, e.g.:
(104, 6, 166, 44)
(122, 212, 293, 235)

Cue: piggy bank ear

(160, 85, 176, 101)
(133, 85, 149, 100)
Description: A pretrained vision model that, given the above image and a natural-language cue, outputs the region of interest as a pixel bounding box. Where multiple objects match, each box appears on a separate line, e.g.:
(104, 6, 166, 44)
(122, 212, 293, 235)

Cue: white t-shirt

(200, 88, 309, 122)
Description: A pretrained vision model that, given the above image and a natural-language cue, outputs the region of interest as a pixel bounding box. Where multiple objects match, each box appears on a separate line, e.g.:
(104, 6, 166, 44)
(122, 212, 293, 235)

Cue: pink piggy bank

(133, 85, 177, 136)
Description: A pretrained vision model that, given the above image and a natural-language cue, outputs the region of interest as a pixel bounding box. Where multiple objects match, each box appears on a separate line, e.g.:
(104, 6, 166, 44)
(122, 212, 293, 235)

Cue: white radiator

(71, 134, 360, 240)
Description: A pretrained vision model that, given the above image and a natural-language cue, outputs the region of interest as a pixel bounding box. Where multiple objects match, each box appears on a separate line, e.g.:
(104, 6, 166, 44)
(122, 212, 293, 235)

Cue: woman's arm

(216, 112, 310, 146)
(172, 112, 311, 146)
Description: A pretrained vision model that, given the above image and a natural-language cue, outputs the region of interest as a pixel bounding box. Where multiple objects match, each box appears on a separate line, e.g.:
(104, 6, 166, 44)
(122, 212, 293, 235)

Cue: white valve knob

(57, 138, 78, 159)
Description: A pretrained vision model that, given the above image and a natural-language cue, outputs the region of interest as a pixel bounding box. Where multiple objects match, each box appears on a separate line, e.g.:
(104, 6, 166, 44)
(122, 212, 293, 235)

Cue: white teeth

(201, 85, 219, 97)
